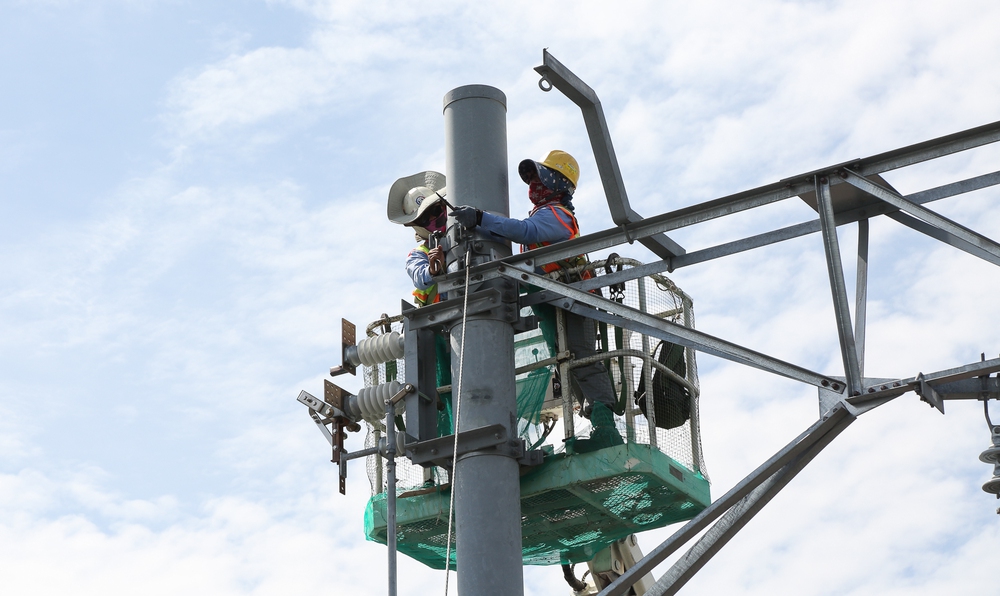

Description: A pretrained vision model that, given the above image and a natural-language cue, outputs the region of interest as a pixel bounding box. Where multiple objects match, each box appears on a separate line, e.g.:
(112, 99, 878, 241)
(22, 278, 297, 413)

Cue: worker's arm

(478, 208, 573, 245)
(405, 247, 435, 290)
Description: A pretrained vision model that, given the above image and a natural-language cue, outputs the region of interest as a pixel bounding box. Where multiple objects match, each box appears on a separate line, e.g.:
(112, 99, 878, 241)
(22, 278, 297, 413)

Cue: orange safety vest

(523, 204, 590, 276)
(412, 244, 442, 306)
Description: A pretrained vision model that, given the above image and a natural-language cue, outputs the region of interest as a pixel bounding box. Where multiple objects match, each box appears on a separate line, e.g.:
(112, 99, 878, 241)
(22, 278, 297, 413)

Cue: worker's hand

(452, 206, 482, 229)
(427, 247, 445, 276)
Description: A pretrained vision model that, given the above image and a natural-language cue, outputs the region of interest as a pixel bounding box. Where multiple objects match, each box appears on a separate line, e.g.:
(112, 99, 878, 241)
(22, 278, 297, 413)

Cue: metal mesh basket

(360, 257, 710, 568)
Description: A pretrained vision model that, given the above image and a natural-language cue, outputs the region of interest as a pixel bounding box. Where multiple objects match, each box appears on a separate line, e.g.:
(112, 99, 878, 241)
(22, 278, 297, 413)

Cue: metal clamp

(405, 287, 519, 331)
(405, 423, 532, 468)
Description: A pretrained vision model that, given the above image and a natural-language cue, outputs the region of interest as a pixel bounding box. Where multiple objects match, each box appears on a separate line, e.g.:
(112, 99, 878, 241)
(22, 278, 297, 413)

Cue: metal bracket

(534, 49, 685, 260)
(329, 318, 357, 377)
(847, 358, 1000, 406)
(405, 287, 518, 331)
(405, 423, 525, 468)
(916, 373, 946, 414)
(296, 381, 364, 495)
(511, 314, 539, 334)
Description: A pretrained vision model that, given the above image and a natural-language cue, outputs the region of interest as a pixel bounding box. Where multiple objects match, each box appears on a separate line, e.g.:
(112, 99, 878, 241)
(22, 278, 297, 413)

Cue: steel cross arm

(552, 166, 1000, 291)
(670, 168, 1000, 270)
(854, 118, 1000, 176)
(437, 180, 815, 294)
(841, 169, 1000, 262)
(435, 166, 1000, 295)
(534, 49, 685, 260)
(599, 405, 855, 596)
(500, 267, 841, 390)
(847, 357, 1000, 404)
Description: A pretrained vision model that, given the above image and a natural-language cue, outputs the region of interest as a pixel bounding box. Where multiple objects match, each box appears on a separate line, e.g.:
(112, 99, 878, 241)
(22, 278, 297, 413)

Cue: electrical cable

(443, 245, 472, 596)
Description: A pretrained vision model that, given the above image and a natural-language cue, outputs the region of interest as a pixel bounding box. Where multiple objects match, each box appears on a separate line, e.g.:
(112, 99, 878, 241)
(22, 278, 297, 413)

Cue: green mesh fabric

(361, 259, 711, 570)
(364, 442, 710, 570)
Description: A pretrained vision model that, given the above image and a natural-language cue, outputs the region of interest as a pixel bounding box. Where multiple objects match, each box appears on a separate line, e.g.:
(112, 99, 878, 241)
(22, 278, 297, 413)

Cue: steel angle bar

(907, 169, 1000, 205)
(598, 405, 855, 596)
(928, 377, 1000, 400)
(671, 220, 822, 270)
(534, 49, 685, 259)
(855, 119, 1000, 175)
(434, 167, 1000, 295)
(816, 177, 863, 395)
(848, 357, 1000, 404)
(842, 170, 1000, 262)
(856, 219, 869, 379)
(644, 404, 856, 596)
(306, 410, 334, 447)
(485, 178, 815, 282)
(886, 210, 1000, 267)
(498, 266, 840, 390)
(669, 169, 1000, 271)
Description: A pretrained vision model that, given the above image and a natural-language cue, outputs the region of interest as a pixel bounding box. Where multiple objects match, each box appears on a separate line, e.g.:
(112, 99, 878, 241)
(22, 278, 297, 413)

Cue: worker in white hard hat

(387, 171, 455, 440)
(387, 171, 449, 306)
(451, 151, 621, 452)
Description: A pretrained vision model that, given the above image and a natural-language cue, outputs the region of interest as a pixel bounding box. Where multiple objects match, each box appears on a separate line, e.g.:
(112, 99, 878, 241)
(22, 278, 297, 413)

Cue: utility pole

(443, 85, 524, 596)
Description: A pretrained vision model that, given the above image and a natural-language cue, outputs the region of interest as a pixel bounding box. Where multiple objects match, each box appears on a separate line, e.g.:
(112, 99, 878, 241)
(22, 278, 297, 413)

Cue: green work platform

(364, 442, 710, 569)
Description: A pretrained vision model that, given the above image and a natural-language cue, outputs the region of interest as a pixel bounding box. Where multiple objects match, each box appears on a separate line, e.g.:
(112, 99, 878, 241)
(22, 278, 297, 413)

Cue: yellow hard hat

(518, 150, 579, 192)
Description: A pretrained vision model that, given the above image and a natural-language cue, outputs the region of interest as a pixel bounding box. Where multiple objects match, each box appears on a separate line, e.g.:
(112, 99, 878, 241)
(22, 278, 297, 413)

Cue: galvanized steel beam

(886, 211, 1000, 267)
(500, 267, 842, 391)
(436, 167, 1000, 295)
(644, 406, 855, 596)
(816, 176, 863, 396)
(598, 405, 856, 596)
(841, 169, 1000, 263)
(534, 49, 686, 260)
(848, 357, 1000, 404)
(856, 119, 1000, 175)
(855, 219, 869, 379)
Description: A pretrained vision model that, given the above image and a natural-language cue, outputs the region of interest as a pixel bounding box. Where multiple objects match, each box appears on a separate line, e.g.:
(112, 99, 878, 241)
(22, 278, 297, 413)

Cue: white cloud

(4, 0, 1000, 594)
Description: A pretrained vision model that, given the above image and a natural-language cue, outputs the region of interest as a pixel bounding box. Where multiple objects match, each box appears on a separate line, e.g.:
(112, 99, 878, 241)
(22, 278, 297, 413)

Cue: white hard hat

(387, 171, 447, 226)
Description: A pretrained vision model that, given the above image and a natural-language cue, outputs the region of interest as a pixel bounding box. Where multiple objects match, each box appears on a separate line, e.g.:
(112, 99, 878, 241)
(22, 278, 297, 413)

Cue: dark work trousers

(533, 302, 616, 411)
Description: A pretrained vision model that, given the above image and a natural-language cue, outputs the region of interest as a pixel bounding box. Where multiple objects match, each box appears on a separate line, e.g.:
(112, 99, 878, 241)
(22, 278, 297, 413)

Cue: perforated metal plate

(364, 442, 710, 570)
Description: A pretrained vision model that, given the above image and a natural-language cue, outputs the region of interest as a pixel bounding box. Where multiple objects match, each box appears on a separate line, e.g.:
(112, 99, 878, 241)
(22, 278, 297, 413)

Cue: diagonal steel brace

(534, 49, 685, 260)
(500, 266, 840, 390)
(840, 169, 1000, 263)
(599, 404, 856, 596)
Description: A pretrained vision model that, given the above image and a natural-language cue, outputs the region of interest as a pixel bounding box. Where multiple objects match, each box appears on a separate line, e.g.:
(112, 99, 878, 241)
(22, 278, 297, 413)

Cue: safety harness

(523, 204, 590, 279)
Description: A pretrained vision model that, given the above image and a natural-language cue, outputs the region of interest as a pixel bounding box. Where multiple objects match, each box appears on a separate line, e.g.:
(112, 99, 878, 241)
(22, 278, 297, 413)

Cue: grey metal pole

(443, 85, 524, 596)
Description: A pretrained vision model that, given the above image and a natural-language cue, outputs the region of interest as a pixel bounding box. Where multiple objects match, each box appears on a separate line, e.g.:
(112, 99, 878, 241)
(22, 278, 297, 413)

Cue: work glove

(452, 205, 482, 229)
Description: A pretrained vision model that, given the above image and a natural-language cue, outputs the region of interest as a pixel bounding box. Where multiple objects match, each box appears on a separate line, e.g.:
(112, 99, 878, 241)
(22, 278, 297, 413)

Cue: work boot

(572, 402, 623, 454)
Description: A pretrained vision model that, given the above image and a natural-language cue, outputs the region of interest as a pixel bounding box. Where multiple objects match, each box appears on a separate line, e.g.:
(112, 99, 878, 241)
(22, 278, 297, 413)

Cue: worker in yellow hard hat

(452, 151, 621, 452)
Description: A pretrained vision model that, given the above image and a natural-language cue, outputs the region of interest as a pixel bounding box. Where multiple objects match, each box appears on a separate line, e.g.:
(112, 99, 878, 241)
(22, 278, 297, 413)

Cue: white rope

(443, 247, 472, 596)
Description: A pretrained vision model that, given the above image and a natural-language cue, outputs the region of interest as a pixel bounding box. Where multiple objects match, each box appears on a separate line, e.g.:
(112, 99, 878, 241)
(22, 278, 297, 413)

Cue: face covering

(528, 179, 559, 205)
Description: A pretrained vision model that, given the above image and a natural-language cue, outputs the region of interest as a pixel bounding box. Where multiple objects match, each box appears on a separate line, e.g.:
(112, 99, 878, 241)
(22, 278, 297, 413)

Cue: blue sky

(2, 1, 1000, 594)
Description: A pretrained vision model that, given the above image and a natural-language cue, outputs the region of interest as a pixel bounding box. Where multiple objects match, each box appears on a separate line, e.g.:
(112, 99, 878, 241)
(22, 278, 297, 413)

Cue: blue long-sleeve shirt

(478, 205, 575, 247)
(406, 245, 435, 290)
